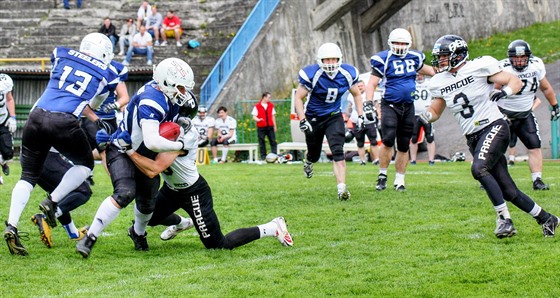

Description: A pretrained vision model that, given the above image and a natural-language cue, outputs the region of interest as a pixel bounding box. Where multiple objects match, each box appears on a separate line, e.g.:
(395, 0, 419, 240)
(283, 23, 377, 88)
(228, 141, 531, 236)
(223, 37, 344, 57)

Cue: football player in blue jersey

(365, 28, 435, 192)
(76, 58, 198, 258)
(4, 33, 120, 256)
(294, 42, 364, 201)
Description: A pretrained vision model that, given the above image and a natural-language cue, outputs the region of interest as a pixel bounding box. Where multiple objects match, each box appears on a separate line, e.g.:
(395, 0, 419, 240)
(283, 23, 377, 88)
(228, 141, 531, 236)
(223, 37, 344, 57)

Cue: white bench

(212, 143, 260, 161)
(278, 142, 360, 154)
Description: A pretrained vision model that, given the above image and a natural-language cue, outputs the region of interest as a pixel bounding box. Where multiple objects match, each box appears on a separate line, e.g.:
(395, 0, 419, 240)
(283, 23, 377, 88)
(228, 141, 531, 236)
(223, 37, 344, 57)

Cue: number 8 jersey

(36, 47, 119, 116)
(428, 56, 505, 136)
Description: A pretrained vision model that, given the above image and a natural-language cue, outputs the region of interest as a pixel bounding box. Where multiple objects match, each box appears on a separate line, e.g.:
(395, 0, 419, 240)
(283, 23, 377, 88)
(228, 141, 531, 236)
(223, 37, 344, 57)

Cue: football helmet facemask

(0, 73, 14, 93)
(79, 33, 114, 65)
(431, 35, 469, 73)
(316, 42, 342, 75)
(153, 58, 196, 106)
(388, 28, 412, 57)
(507, 39, 532, 71)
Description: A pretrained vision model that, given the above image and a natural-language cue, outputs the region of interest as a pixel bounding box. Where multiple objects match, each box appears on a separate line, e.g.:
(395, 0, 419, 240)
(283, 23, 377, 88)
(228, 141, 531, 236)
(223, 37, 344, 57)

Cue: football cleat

(360, 160, 366, 166)
(272, 217, 293, 247)
(76, 233, 97, 258)
(70, 226, 90, 241)
(128, 225, 149, 251)
(410, 160, 416, 165)
(31, 214, 53, 248)
(532, 178, 549, 190)
(4, 222, 28, 256)
(394, 184, 406, 192)
(372, 159, 379, 166)
(1, 162, 9, 176)
(160, 219, 194, 241)
(494, 216, 517, 238)
(338, 190, 350, 201)
(376, 174, 387, 191)
(303, 161, 314, 179)
(39, 196, 58, 228)
(542, 215, 559, 237)
(508, 160, 515, 167)
(429, 160, 435, 166)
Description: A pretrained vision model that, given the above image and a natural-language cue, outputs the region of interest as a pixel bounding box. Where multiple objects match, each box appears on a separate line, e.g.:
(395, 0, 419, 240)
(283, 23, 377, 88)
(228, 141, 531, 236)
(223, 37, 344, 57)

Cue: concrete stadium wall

(212, 0, 560, 158)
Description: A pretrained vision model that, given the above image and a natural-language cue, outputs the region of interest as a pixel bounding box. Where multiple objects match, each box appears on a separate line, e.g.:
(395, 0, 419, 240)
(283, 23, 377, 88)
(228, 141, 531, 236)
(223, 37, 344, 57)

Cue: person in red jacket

(252, 92, 278, 160)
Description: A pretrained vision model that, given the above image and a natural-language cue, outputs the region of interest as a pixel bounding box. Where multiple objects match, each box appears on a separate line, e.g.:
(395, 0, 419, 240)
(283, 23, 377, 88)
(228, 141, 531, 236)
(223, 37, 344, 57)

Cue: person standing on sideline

(421, 34, 558, 238)
(0, 73, 16, 185)
(210, 106, 237, 163)
(192, 106, 215, 147)
(347, 80, 379, 166)
(294, 42, 364, 200)
(364, 28, 435, 192)
(4, 33, 119, 256)
(496, 40, 559, 190)
(252, 92, 277, 160)
(409, 73, 436, 165)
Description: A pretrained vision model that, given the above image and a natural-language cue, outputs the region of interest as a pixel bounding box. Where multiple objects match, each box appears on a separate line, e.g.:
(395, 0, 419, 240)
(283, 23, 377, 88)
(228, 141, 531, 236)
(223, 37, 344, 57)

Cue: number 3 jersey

(36, 47, 120, 116)
(429, 56, 504, 136)
(298, 63, 358, 117)
(498, 56, 546, 112)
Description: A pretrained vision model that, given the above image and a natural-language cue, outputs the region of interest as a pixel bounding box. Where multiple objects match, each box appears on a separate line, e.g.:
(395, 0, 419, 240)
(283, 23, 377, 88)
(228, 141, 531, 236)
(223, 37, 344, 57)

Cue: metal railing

(0, 58, 50, 70)
(199, 0, 280, 108)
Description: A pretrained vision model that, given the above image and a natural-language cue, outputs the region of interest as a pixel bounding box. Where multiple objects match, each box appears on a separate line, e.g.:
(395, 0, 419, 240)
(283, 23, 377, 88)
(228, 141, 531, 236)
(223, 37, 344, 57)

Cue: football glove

(177, 116, 193, 132)
(356, 115, 365, 132)
(112, 130, 133, 154)
(95, 129, 111, 152)
(489, 89, 507, 102)
(551, 104, 560, 121)
(102, 102, 120, 113)
(299, 119, 313, 133)
(96, 118, 115, 134)
(419, 111, 432, 124)
(6, 116, 16, 134)
(363, 101, 376, 121)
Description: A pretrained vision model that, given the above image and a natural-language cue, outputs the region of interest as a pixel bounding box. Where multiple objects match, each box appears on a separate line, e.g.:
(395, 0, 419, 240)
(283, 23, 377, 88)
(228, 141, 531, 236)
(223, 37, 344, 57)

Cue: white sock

(379, 168, 388, 176)
(529, 204, 542, 217)
(494, 203, 511, 219)
(133, 205, 152, 236)
(395, 173, 405, 186)
(508, 155, 515, 161)
(63, 221, 79, 238)
(337, 183, 346, 193)
(8, 180, 34, 227)
(88, 197, 121, 237)
(50, 165, 91, 203)
(177, 216, 192, 229)
(257, 221, 277, 238)
(221, 147, 229, 161)
(531, 172, 542, 182)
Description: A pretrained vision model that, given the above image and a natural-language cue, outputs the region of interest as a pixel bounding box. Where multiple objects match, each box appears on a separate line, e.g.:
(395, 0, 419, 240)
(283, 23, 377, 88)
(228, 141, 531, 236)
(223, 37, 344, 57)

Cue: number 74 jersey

(428, 56, 505, 136)
(497, 56, 546, 112)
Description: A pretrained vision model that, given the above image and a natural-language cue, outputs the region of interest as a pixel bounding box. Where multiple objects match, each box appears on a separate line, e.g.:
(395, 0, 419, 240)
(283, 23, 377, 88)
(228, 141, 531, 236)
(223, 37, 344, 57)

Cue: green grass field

(0, 160, 558, 297)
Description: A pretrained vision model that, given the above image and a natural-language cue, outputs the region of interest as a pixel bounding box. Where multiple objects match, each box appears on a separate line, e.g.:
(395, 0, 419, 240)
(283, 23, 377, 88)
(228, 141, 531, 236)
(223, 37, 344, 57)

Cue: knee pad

(425, 134, 434, 143)
(470, 162, 490, 180)
(396, 137, 410, 152)
(113, 188, 136, 208)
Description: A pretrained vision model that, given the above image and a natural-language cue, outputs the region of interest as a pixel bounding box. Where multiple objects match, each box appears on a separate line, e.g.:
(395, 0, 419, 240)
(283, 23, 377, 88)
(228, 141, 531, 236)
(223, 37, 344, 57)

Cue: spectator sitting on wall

(122, 25, 153, 66)
(118, 18, 137, 56)
(146, 5, 163, 46)
(98, 18, 119, 52)
(160, 10, 183, 47)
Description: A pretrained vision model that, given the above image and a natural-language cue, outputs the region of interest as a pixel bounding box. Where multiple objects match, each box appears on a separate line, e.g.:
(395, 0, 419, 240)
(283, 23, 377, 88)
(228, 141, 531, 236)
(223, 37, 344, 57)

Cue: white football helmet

(388, 28, 412, 57)
(265, 153, 279, 163)
(79, 33, 114, 65)
(153, 58, 196, 106)
(316, 42, 342, 75)
(0, 73, 14, 93)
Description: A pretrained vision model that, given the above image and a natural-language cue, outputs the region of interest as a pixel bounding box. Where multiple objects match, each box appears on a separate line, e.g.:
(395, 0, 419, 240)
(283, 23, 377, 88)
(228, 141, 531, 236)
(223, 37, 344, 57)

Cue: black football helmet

(431, 35, 469, 73)
(178, 90, 199, 119)
(507, 39, 532, 71)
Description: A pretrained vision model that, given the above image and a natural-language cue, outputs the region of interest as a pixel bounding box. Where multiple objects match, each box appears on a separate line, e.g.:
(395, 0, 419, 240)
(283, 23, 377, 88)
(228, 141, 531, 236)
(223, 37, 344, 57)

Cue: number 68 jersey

(428, 56, 505, 136)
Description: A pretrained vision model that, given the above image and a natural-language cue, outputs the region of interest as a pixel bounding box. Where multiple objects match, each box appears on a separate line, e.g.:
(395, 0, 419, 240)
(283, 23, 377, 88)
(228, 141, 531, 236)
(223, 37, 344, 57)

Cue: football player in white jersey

(120, 103, 293, 249)
(347, 80, 378, 165)
(496, 40, 559, 190)
(210, 106, 236, 163)
(0, 73, 16, 185)
(409, 73, 436, 165)
(421, 35, 558, 238)
(192, 105, 215, 147)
